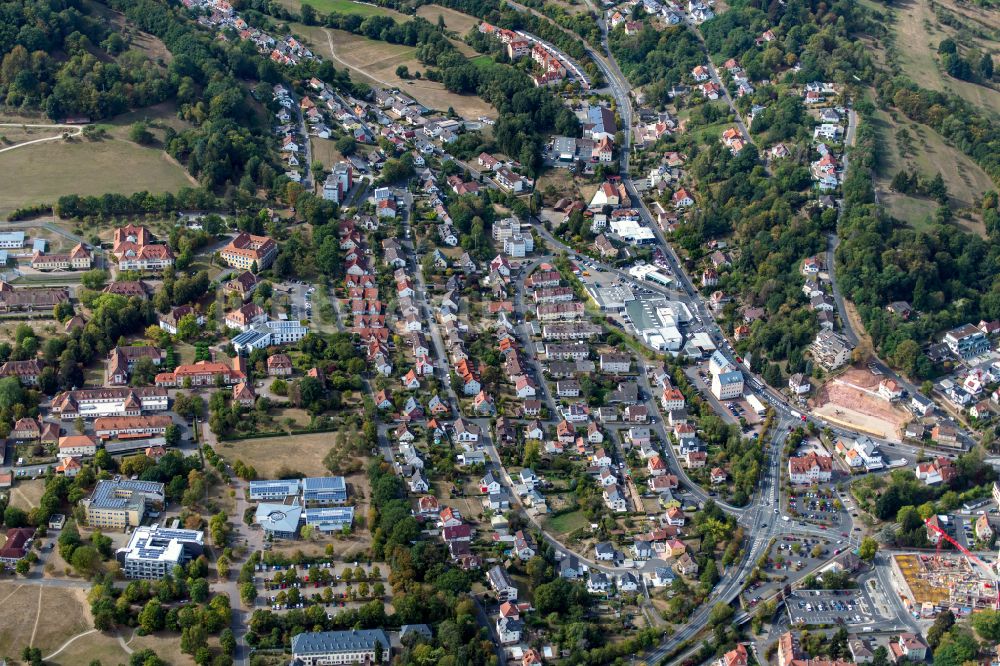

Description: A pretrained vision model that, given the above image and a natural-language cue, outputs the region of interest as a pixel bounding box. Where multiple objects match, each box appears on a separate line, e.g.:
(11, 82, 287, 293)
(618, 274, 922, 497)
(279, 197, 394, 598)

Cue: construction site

(891, 552, 999, 617)
(811, 367, 912, 441)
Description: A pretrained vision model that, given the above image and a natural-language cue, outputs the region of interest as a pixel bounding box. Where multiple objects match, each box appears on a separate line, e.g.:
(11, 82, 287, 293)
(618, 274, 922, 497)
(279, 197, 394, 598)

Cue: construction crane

(925, 516, 1000, 610)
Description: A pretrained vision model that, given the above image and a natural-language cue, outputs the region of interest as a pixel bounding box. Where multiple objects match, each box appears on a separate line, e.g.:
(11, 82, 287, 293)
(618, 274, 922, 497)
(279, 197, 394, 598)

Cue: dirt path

(29, 585, 43, 647)
(0, 583, 24, 605)
(42, 629, 98, 661)
(117, 630, 135, 655)
(0, 124, 83, 154)
(163, 151, 198, 186)
(844, 301, 874, 360)
(322, 28, 395, 88)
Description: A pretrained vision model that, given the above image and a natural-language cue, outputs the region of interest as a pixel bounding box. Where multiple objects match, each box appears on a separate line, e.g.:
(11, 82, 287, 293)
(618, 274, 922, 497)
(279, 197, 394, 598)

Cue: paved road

(685, 24, 751, 142)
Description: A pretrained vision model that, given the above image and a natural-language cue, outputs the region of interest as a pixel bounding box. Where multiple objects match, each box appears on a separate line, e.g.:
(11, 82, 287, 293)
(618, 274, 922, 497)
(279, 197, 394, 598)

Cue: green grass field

(870, 105, 993, 232)
(0, 136, 194, 218)
(469, 54, 495, 69)
(297, 0, 399, 16)
(545, 509, 589, 534)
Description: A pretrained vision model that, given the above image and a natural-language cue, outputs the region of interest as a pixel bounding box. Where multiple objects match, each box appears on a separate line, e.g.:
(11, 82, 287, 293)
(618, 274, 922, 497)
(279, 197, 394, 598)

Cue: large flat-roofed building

(304, 506, 355, 532)
(0, 231, 25, 249)
(302, 476, 347, 506)
(290, 629, 391, 665)
(82, 479, 165, 530)
(255, 503, 302, 539)
(248, 479, 302, 502)
(219, 232, 277, 272)
(116, 525, 204, 579)
(231, 320, 309, 353)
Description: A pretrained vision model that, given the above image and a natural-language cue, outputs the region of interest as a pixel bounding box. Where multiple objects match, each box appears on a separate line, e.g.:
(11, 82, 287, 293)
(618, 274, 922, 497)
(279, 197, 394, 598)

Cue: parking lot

(275, 280, 315, 322)
(788, 488, 842, 526)
(744, 536, 839, 607)
(786, 589, 876, 626)
(254, 560, 386, 616)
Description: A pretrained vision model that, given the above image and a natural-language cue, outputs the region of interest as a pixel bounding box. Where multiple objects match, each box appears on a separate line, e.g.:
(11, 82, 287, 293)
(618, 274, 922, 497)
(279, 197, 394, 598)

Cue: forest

(836, 105, 1000, 379)
(608, 25, 704, 107)
(0, 0, 173, 118)
(699, 0, 877, 84)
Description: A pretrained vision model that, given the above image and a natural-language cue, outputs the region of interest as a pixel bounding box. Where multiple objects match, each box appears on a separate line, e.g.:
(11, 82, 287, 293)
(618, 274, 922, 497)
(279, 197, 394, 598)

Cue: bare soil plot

(219, 431, 335, 478)
(810, 367, 912, 440)
(0, 137, 195, 219)
(536, 169, 599, 204)
(891, 0, 1000, 116)
(296, 25, 496, 118)
(870, 106, 993, 230)
(0, 582, 92, 658)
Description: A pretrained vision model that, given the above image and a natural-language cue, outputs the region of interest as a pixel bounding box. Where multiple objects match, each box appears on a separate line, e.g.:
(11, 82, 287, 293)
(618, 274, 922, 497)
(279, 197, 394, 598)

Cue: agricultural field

(890, 0, 1000, 116)
(0, 133, 195, 219)
(870, 106, 993, 233)
(294, 25, 496, 118)
(0, 583, 92, 659)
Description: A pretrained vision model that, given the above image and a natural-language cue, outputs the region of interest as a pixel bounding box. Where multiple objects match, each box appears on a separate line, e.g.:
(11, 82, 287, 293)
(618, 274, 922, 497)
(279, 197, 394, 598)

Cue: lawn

(0, 582, 92, 659)
(469, 54, 495, 69)
(218, 431, 336, 478)
(0, 135, 195, 219)
(891, 0, 1000, 116)
(545, 509, 589, 535)
(293, 0, 404, 17)
(293, 24, 496, 119)
(310, 137, 347, 171)
(870, 105, 993, 231)
(9, 479, 46, 512)
(126, 631, 197, 665)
